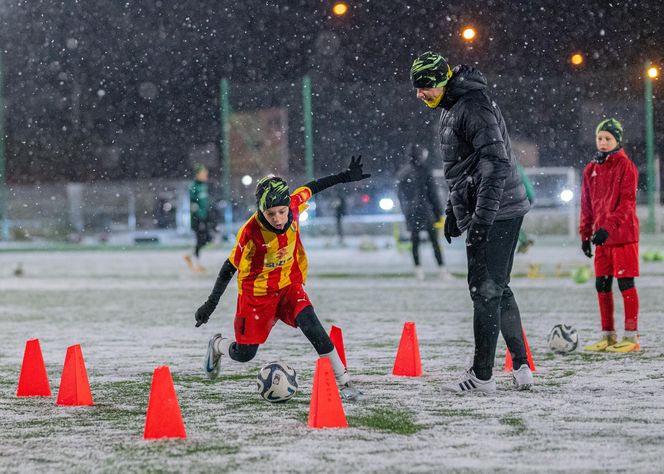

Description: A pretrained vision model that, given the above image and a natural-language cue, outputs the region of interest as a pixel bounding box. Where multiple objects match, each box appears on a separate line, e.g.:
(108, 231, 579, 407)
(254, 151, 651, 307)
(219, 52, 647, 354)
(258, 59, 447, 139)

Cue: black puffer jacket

(438, 65, 530, 231)
(396, 159, 443, 232)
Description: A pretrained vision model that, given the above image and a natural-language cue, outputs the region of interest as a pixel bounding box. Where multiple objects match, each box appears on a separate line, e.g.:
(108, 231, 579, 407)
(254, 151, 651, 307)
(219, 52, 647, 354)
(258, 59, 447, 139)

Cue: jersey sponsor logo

(265, 255, 293, 268)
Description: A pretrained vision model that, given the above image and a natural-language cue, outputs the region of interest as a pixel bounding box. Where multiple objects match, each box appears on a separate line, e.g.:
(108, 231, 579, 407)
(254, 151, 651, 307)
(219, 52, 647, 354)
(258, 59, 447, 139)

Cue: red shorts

(234, 283, 312, 344)
(594, 243, 640, 278)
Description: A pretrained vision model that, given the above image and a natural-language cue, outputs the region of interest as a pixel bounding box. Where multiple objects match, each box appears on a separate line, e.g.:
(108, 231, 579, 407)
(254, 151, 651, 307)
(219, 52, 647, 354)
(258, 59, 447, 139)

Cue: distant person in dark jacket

(332, 187, 347, 245)
(411, 51, 532, 394)
(396, 143, 450, 281)
(184, 164, 213, 273)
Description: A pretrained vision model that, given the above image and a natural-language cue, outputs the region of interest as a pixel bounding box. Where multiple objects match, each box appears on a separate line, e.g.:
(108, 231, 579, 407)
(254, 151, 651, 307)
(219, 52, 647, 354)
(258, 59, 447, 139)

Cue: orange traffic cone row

(329, 325, 347, 369)
(504, 327, 537, 372)
(308, 357, 348, 429)
(56, 344, 94, 406)
(16, 338, 51, 397)
(144, 366, 187, 439)
(392, 322, 422, 377)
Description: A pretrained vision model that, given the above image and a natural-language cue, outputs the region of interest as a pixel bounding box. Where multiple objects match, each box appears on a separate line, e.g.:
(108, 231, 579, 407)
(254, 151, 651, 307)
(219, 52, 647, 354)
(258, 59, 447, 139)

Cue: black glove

(466, 222, 491, 248)
(195, 300, 217, 327)
(338, 155, 371, 183)
(443, 213, 462, 243)
(581, 240, 593, 258)
(591, 228, 609, 246)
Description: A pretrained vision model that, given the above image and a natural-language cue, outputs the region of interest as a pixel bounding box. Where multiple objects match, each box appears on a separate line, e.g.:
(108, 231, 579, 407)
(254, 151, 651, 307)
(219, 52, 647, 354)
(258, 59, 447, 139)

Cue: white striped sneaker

(444, 368, 496, 394)
(512, 365, 534, 391)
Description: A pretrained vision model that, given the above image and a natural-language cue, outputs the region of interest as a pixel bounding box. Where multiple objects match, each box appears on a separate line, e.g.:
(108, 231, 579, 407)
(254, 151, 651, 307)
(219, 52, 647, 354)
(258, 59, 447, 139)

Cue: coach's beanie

(410, 52, 453, 89)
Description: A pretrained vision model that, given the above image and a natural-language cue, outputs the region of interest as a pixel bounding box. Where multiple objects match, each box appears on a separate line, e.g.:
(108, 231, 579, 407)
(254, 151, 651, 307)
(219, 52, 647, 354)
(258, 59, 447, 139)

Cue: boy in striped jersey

(194, 156, 370, 400)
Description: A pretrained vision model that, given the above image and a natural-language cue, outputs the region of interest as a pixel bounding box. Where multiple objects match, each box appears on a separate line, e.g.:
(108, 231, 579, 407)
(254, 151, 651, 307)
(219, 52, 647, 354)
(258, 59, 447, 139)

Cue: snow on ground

(1, 238, 664, 473)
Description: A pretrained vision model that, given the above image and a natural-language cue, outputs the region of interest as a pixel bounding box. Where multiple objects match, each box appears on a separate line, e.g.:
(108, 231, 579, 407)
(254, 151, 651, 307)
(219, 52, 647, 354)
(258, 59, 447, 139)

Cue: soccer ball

(547, 324, 579, 353)
(571, 266, 591, 284)
(256, 361, 298, 402)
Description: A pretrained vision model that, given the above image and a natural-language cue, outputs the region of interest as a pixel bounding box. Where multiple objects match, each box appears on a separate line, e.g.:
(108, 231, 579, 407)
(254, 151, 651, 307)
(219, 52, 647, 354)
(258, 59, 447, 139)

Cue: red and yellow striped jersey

(228, 186, 312, 296)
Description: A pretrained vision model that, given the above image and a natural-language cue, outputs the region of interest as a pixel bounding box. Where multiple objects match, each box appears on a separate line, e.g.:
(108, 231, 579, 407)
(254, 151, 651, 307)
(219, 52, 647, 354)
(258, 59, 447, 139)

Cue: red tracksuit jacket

(579, 148, 639, 245)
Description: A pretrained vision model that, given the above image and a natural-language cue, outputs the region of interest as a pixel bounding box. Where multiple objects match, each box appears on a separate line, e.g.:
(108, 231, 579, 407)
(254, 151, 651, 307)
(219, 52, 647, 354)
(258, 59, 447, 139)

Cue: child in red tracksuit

(580, 118, 640, 352)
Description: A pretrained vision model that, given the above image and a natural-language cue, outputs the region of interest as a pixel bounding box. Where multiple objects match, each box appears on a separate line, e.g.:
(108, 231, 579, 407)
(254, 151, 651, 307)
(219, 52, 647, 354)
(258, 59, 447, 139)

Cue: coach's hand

(581, 240, 593, 258)
(443, 213, 462, 243)
(591, 228, 609, 246)
(339, 155, 371, 183)
(195, 300, 216, 327)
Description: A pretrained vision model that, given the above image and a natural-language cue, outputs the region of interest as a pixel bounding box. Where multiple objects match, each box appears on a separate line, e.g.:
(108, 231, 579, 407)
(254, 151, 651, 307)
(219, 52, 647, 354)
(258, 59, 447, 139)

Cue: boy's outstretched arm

(195, 259, 237, 327)
(304, 155, 371, 195)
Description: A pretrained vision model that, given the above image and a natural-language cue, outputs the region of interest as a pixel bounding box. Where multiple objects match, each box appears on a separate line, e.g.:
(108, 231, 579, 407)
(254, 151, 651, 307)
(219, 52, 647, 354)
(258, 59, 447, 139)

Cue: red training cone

(308, 357, 348, 429)
(392, 322, 422, 377)
(329, 325, 347, 369)
(56, 344, 94, 406)
(504, 327, 537, 372)
(16, 338, 51, 397)
(144, 366, 187, 439)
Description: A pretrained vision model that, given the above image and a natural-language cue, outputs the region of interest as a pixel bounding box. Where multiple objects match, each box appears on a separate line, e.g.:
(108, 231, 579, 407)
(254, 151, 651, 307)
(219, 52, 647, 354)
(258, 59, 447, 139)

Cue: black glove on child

(338, 155, 371, 183)
(581, 240, 593, 258)
(591, 228, 609, 246)
(443, 213, 462, 243)
(195, 300, 217, 327)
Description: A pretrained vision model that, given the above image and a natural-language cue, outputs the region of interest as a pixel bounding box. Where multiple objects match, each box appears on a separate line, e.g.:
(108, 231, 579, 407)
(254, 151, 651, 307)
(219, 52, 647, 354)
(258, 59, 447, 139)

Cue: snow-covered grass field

(2, 238, 664, 473)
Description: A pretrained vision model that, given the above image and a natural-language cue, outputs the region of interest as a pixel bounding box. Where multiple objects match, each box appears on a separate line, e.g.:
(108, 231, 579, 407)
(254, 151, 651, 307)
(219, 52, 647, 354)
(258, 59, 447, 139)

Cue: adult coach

(410, 52, 532, 393)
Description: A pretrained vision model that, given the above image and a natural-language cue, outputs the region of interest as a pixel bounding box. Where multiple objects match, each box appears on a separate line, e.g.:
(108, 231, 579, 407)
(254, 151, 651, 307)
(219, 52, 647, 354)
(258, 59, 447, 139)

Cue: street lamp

(461, 27, 476, 42)
(644, 61, 659, 232)
(570, 53, 584, 66)
(332, 2, 348, 16)
(647, 65, 659, 79)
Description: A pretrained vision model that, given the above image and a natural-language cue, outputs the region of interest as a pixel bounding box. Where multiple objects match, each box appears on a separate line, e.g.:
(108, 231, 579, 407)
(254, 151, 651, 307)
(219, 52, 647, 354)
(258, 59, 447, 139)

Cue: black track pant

(192, 217, 212, 258)
(411, 227, 444, 266)
(466, 217, 527, 380)
(227, 306, 334, 362)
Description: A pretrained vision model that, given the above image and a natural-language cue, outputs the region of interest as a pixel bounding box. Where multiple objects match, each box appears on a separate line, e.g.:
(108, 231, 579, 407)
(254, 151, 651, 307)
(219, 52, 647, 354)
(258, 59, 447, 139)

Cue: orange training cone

(329, 325, 347, 369)
(308, 357, 348, 429)
(56, 344, 94, 406)
(504, 327, 537, 372)
(392, 322, 422, 377)
(144, 366, 187, 439)
(16, 338, 51, 397)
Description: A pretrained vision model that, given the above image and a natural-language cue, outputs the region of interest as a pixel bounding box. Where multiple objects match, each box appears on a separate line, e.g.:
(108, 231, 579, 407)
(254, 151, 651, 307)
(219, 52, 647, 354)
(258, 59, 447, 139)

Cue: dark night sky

(0, 0, 662, 183)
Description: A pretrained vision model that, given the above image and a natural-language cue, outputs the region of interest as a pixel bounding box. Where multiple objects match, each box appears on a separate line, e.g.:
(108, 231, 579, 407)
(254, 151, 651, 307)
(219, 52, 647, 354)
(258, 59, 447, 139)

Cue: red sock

(621, 287, 639, 332)
(597, 292, 615, 332)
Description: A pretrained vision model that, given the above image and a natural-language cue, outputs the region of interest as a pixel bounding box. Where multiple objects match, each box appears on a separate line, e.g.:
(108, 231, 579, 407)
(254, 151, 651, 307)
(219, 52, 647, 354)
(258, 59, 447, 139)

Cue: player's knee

(231, 343, 259, 362)
(470, 277, 503, 301)
(618, 277, 635, 292)
(595, 276, 613, 293)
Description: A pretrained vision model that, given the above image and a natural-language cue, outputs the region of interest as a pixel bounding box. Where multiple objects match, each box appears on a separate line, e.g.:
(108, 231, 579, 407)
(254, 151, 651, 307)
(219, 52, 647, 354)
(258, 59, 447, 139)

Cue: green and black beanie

(596, 118, 623, 145)
(255, 176, 290, 212)
(410, 52, 453, 89)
